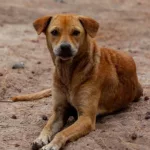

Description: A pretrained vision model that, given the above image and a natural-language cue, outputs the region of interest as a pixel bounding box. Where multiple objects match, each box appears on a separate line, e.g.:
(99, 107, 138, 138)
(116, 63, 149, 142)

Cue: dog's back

(98, 48, 143, 113)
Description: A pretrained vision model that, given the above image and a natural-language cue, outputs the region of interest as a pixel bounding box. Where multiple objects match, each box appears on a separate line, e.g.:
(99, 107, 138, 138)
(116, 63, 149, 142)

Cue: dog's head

(33, 14, 99, 61)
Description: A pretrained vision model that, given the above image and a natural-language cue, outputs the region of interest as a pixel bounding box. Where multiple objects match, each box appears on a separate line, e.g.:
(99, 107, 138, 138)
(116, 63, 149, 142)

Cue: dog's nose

(59, 43, 73, 58)
(60, 43, 71, 51)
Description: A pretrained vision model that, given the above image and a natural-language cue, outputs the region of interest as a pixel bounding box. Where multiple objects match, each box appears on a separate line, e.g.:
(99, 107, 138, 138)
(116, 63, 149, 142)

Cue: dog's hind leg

(11, 88, 51, 102)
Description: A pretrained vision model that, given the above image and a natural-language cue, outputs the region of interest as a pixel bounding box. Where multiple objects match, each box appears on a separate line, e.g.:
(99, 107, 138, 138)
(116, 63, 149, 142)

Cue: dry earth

(0, 0, 150, 150)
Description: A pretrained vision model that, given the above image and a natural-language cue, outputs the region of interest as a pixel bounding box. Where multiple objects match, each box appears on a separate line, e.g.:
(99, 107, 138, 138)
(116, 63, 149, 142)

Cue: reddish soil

(0, 0, 150, 150)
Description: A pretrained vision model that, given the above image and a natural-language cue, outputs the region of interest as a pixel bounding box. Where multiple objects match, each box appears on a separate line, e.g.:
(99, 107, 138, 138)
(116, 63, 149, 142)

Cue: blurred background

(0, 0, 150, 150)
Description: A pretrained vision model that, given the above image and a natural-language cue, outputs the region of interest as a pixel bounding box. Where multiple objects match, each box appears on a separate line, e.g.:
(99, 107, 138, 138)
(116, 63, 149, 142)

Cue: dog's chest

(56, 59, 93, 105)
(56, 61, 73, 85)
(59, 76, 78, 103)
(58, 75, 81, 106)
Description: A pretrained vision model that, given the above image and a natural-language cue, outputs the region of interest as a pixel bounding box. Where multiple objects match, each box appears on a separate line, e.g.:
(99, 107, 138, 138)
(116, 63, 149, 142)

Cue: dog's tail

(11, 89, 51, 102)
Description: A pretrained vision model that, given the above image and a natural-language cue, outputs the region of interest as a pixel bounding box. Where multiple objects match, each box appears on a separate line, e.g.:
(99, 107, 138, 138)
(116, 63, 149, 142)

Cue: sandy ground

(0, 0, 150, 150)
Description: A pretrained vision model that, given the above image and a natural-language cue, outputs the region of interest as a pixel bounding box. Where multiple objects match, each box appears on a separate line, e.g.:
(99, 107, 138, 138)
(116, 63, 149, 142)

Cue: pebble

(31, 39, 38, 43)
(12, 62, 24, 69)
(146, 112, 150, 115)
(145, 112, 150, 120)
(144, 96, 149, 101)
(42, 115, 48, 121)
(128, 50, 132, 53)
(0, 73, 3, 76)
(131, 133, 137, 140)
(15, 144, 20, 147)
(101, 130, 106, 133)
(17, 88, 22, 93)
(11, 115, 17, 119)
(37, 61, 41, 64)
(55, 0, 64, 3)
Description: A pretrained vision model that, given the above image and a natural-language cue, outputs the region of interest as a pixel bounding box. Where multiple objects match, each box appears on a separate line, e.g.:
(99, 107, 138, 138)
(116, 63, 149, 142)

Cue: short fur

(12, 14, 143, 150)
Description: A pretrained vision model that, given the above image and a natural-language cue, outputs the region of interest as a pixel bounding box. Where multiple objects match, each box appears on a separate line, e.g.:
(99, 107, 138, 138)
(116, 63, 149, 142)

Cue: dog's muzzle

(54, 42, 77, 60)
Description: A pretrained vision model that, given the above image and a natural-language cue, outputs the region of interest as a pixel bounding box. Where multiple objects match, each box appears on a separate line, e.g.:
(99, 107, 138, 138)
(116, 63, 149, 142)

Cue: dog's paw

(32, 135, 51, 150)
(40, 144, 60, 150)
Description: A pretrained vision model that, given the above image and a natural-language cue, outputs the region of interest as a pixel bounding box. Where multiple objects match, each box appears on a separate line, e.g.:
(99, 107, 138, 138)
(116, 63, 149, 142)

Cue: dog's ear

(33, 16, 52, 35)
(79, 16, 99, 38)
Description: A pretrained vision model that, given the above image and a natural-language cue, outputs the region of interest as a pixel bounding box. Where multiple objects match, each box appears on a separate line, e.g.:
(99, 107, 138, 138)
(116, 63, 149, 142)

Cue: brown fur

(12, 89, 51, 101)
(12, 14, 143, 150)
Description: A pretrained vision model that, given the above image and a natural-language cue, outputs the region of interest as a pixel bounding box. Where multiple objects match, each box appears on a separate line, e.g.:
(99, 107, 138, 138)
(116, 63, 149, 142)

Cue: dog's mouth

(54, 44, 77, 61)
(59, 56, 73, 61)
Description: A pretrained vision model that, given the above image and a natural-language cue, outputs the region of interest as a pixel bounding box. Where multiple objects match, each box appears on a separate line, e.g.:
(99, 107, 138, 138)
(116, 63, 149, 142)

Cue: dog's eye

(51, 29, 59, 36)
(72, 30, 80, 36)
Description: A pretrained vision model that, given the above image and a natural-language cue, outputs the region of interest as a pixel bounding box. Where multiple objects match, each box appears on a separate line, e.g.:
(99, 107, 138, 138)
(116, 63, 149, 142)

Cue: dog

(12, 14, 143, 150)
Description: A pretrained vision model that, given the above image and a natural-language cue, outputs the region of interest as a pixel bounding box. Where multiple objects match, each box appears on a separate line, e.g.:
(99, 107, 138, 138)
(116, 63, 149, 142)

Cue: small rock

(55, 0, 64, 3)
(145, 116, 150, 120)
(128, 50, 137, 54)
(11, 115, 17, 119)
(29, 76, 33, 79)
(31, 39, 38, 43)
(131, 133, 137, 140)
(31, 71, 35, 74)
(144, 96, 149, 101)
(12, 62, 24, 69)
(68, 116, 75, 122)
(31, 48, 35, 51)
(145, 112, 150, 120)
(37, 61, 41, 64)
(139, 135, 143, 138)
(42, 115, 48, 121)
(24, 30, 30, 33)
(15, 144, 20, 147)
(0, 73, 3, 76)
(17, 88, 21, 93)
(101, 130, 106, 133)
(128, 50, 132, 53)
(146, 112, 150, 115)
(6, 84, 11, 88)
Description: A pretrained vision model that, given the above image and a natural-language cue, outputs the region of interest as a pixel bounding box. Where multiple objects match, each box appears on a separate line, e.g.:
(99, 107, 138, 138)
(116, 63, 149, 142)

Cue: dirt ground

(0, 0, 150, 150)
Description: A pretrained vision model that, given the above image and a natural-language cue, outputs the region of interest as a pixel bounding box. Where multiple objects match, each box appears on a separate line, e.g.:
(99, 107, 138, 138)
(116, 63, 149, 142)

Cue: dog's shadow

(65, 106, 130, 129)
(96, 107, 131, 129)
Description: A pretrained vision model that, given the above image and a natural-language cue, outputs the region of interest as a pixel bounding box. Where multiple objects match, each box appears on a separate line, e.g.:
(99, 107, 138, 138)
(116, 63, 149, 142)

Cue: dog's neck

(48, 36, 99, 86)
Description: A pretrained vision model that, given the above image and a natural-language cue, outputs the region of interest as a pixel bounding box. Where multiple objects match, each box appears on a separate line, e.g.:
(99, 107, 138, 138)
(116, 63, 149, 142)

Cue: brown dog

(12, 14, 143, 150)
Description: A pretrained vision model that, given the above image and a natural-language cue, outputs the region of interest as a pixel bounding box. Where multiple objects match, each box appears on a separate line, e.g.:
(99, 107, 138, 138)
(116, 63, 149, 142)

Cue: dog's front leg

(32, 89, 68, 150)
(40, 116, 95, 150)
(41, 87, 100, 150)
